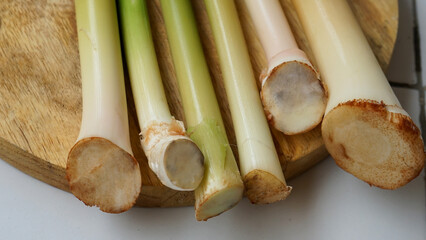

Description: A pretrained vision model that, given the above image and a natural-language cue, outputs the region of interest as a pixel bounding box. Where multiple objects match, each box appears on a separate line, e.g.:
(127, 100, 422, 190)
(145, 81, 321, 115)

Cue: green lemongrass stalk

(204, 0, 291, 204)
(293, 0, 424, 189)
(67, 0, 141, 213)
(160, 0, 244, 221)
(245, 0, 326, 135)
(118, 0, 204, 191)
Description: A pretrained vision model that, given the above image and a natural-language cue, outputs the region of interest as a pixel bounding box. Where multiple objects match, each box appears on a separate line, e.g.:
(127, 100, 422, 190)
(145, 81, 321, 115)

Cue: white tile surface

(0, 157, 424, 240)
(417, 0, 426, 87)
(386, 0, 417, 85)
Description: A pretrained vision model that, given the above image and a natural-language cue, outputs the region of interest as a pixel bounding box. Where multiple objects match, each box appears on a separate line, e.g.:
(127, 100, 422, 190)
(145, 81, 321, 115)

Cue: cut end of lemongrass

(261, 61, 327, 135)
(141, 120, 204, 191)
(191, 120, 244, 221)
(195, 184, 243, 221)
(163, 138, 204, 190)
(322, 100, 425, 189)
(66, 137, 142, 213)
(244, 169, 292, 204)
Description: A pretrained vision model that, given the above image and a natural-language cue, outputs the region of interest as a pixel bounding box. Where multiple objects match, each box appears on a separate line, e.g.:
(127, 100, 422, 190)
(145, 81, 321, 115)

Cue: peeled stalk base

(244, 170, 292, 204)
(322, 100, 425, 189)
(195, 168, 243, 221)
(141, 120, 204, 191)
(67, 137, 142, 213)
(195, 183, 243, 221)
(190, 120, 244, 221)
(261, 60, 326, 135)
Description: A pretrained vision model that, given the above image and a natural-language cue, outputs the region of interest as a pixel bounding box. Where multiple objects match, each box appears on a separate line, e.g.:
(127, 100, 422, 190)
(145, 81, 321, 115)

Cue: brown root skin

(66, 137, 142, 213)
(322, 99, 425, 189)
(244, 169, 292, 204)
(142, 119, 186, 147)
(261, 61, 327, 135)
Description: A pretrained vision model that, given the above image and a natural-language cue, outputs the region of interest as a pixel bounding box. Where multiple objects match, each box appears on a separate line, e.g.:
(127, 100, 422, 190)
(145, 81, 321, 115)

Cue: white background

(1, 1, 425, 239)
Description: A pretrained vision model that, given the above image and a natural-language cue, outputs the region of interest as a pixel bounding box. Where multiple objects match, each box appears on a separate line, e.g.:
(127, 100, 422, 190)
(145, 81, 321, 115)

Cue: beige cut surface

(0, 0, 398, 207)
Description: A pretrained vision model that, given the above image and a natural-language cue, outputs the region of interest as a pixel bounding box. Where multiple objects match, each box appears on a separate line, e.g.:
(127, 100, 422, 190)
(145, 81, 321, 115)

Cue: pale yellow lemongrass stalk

(293, 0, 424, 189)
(118, 0, 204, 191)
(160, 0, 244, 220)
(204, 0, 291, 204)
(245, 0, 326, 135)
(67, 0, 141, 213)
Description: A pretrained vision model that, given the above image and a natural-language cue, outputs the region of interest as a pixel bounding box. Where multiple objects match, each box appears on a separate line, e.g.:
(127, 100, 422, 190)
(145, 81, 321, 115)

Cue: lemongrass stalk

(204, 0, 291, 204)
(245, 0, 326, 135)
(160, 0, 244, 221)
(293, 0, 425, 189)
(67, 0, 141, 213)
(118, 0, 204, 191)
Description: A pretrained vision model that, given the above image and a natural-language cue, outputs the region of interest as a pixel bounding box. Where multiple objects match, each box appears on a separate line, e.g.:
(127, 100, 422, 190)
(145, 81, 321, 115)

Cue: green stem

(160, 0, 243, 221)
(118, 0, 171, 126)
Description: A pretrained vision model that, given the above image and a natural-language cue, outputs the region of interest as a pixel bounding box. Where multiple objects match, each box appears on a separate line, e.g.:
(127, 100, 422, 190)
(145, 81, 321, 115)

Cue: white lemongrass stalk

(204, 0, 291, 204)
(245, 0, 327, 135)
(293, 0, 425, 189)
(118, 0, 204, 191)
(160, 0, 244, 221)
(67, 0, 141, 213)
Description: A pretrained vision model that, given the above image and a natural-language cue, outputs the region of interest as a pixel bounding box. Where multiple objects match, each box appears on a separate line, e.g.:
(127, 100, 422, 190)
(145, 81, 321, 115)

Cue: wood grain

(0, 0, 398, 207)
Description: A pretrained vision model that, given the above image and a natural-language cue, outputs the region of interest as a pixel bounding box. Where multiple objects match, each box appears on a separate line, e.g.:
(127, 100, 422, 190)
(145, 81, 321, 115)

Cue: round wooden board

(0, 0, 398, 207)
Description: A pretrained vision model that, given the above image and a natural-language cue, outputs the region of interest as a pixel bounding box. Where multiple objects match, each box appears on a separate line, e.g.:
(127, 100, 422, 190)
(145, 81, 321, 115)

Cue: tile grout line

(412, 0, 425, 211)
(410, 0, 425, 140)
(390, 0, 425, 139)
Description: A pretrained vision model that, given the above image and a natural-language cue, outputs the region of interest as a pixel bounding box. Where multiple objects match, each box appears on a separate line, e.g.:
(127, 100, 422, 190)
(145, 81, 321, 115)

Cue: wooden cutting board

(0, 0, 397, 207)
